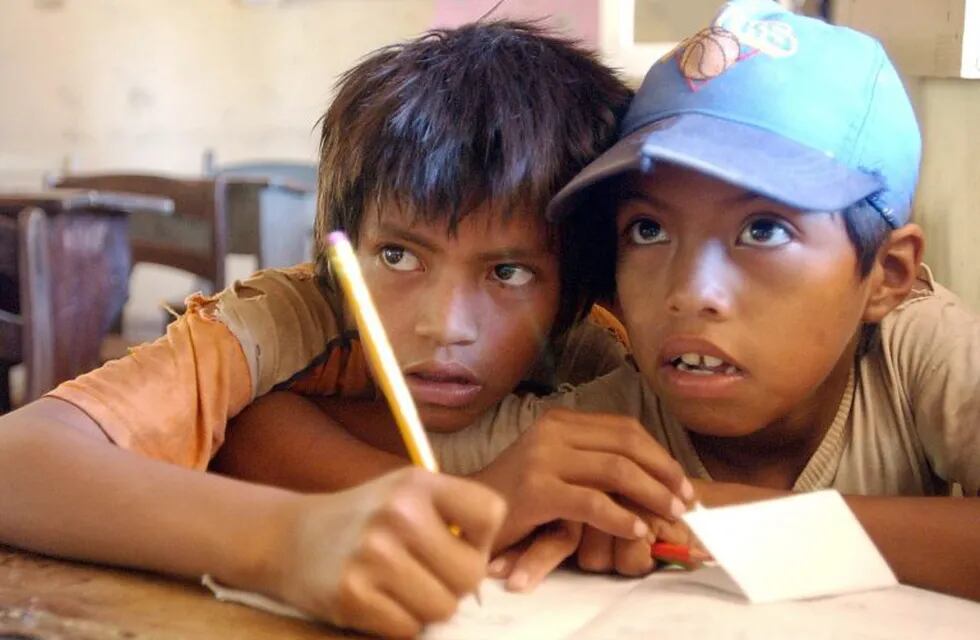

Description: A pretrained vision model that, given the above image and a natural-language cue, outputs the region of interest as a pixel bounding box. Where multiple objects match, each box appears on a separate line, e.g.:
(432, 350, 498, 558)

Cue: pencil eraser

(327, 231, 349, 246)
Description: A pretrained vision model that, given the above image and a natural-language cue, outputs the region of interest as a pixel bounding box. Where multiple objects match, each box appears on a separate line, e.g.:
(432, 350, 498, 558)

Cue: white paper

(423, 572, 636, 640)
(204, 490, 977, 639)
(569, 572, 980, 640)
(681, 490, 898, 603)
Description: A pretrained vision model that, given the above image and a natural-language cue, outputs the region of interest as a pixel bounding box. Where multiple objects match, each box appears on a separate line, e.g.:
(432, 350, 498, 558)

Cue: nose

(414, 274, 479, 346)
(665, 242, 733, 320)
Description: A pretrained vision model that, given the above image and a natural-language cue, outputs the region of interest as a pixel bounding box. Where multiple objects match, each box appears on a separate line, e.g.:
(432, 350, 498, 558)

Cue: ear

(862, 223, 925, 323)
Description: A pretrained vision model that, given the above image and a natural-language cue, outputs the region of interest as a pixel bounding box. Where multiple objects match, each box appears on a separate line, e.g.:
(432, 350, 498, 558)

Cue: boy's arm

(216, 372, 693, 563)
(0, 398, 505, 637)
(0, 398, 292, 586)
(694, 481, 980, 601)
(211, 391, 407, 491)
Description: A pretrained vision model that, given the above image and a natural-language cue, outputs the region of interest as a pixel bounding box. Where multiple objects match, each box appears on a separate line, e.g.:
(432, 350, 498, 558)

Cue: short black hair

(314, 20, 632, 334)
(841, 199, 893, 276)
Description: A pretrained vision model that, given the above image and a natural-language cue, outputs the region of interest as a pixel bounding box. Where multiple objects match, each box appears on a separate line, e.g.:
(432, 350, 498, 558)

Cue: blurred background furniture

(0, 190, 173, 412)
(210, 159, 317, 269)
(54, 173, 229, 293)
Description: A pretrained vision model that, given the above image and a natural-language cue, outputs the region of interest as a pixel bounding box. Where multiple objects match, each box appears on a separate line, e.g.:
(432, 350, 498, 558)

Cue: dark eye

(628, 219, 669, 245)
(379, 245, 421, 271)
(492, 264, 534, 287)
(738, 219, 793, 247)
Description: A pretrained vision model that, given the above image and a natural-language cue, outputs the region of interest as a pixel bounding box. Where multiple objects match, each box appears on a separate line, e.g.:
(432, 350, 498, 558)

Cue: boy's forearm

(0, 399, 297, 593)
(212, 391, 406, 492)
(693, 480, 980, 601)
(846, 495, 980, 601)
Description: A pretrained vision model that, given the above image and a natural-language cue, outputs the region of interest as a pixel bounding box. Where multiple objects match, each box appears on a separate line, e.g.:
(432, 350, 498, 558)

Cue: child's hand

(488, 513, 700, 593)
(487, 520, 584, 591)
(473, 408, 693, 553)
(576, 511, 698, 575)
(275, 467, 505, 637)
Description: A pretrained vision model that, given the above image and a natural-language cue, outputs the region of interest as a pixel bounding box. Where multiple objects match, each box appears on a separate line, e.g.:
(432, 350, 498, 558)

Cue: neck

(689, 338, 858, 491)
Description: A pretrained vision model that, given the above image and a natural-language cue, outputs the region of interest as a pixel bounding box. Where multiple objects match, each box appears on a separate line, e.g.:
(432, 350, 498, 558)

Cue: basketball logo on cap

(678, 27, 741, 82)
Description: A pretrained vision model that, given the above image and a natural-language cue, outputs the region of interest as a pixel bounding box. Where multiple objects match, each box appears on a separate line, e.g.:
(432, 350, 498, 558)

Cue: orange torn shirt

(48, 263, 630, 469)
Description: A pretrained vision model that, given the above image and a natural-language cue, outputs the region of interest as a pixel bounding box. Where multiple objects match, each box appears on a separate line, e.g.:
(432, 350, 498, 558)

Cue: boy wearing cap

(429, 0, 979, 599)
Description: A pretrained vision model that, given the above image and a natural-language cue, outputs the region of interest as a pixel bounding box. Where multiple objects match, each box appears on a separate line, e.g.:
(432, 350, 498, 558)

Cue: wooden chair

(0, 191, 170, 411)
(54, 174, 229, 292)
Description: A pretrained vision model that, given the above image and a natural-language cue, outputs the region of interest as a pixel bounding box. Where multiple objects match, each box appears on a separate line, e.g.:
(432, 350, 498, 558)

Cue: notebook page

(570, 574, 980, 640)
(422, 571, 639, 640)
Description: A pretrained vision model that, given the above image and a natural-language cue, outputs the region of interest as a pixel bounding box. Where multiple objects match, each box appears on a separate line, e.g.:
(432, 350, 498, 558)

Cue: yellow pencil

(326, 230, 440, 472)
(326, 231, 481, 603)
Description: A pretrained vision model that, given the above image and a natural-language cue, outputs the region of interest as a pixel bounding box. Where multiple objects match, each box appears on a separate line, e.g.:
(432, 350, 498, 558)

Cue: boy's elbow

(0, 397, 109, 448)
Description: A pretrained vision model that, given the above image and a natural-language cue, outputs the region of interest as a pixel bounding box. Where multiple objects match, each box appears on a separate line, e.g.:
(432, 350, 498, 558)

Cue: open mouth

(404, 362, 484, 408)
(669, 352, 742, 376)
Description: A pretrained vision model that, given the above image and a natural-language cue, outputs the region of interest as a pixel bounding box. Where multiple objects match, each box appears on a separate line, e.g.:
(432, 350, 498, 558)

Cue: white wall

(909, 78, 980, 309)
(0, 0, 436, 188)
(0, 0, 437, 339)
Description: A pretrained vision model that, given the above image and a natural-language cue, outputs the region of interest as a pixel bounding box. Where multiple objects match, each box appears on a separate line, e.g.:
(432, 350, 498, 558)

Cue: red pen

(650, 542, 711, 566)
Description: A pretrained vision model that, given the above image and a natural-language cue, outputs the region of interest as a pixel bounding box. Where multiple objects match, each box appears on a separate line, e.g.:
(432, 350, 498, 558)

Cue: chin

(663, 401, 767, 438)
(418, 405, 481, 434)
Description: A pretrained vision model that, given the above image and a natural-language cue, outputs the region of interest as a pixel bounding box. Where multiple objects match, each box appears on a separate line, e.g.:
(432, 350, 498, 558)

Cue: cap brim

(547, 113, 885, 221)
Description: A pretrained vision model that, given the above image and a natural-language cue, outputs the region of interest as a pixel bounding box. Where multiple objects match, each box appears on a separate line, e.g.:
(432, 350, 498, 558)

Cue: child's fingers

(544, 482, 649, 540)
(576, 525, 614, 573)
(553, 410, 692, 499)
(327, 574, 423, 639)
(428, 471, 507, 552)
(488, 547, 523, 578)
(613, 536, 655, 576)
(375, 541, 461, 626)
(639, 507, 696, 547)
(403, 510, 492, 598)
(505, 521, 582, 592)
(560, 450, 686, 521)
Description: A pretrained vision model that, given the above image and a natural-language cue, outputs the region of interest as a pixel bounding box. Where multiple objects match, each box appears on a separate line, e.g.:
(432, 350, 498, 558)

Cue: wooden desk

(0, 546, 351, 640)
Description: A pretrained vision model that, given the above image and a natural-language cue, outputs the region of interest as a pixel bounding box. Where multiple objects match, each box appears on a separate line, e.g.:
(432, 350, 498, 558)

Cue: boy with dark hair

(0, 21, 692, 635)
(424, 1, 980, 599)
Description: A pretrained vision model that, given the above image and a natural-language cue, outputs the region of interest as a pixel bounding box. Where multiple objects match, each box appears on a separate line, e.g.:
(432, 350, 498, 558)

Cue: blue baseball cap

(548, 0, 921, 227)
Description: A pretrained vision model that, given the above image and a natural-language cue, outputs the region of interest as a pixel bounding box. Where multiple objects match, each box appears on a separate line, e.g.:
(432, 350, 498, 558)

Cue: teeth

(687, 368, 715, 376)
(680, 353, 701, 366)
(725, 365, 738, 375)
(702, 355, 723, 368)
(677, 362, 716, 375)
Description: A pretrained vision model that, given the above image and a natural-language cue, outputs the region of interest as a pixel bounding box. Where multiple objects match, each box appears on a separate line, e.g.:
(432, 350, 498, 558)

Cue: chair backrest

(0, 204, 130, 406)
(55, 174, 227, 290)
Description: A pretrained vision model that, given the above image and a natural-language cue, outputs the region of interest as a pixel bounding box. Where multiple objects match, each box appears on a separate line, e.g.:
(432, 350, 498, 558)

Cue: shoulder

(879, 265, 979, 366)
(870, 266, 980, 494)
(549, 305, 631, 387)
(208, 263, 350, 398)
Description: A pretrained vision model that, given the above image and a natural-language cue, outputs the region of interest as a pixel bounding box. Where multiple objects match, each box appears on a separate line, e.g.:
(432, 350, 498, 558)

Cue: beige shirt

(432, 269, 980, 497)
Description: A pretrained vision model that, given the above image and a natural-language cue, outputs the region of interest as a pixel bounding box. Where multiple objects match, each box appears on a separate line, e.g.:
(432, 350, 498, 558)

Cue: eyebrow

(474, 247, 552, 263)
(621, 187, 773, 211)
(374, 222, 551, 263)
(620, 189, 678, 213)
(374, 223, 441, 254)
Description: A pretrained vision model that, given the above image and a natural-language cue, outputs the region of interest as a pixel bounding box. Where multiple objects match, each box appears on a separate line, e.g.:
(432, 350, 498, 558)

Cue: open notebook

(204, 491, 980, 638)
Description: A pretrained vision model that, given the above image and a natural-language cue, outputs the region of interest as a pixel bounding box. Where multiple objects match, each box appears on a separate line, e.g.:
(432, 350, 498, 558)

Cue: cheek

(742, 256, 866, 388)
(483, 290, 558, 367)
(362, 268, 418, 359)
(463, 290, 559, 402)
(616, 257, 663, 354)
